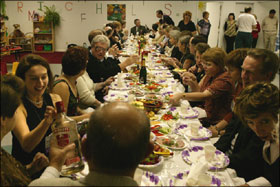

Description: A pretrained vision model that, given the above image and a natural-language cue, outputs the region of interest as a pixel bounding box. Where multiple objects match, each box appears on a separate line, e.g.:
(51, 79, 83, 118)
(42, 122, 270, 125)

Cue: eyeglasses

(95, 46, 107, 52)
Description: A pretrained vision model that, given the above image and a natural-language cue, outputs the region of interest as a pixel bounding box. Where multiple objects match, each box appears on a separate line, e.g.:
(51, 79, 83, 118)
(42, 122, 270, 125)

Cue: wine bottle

(139, 58, 147, 84)
(52, 101, 85, 175)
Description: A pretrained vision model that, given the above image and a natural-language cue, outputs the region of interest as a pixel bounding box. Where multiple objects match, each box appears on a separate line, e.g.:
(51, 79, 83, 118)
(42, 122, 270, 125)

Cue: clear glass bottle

(52, 101, 84, 175)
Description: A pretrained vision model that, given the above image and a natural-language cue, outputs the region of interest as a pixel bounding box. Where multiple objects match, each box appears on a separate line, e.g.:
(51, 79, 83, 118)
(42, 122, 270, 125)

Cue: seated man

(29, 102, 153, 186)
(130, 19, 148, 36)
(86, 35, 139, 102)
(214, 48, 279, 181)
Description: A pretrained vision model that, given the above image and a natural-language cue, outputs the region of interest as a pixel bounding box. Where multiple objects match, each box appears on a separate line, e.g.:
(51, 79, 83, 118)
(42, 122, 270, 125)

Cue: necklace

(26, 96, 43, 106)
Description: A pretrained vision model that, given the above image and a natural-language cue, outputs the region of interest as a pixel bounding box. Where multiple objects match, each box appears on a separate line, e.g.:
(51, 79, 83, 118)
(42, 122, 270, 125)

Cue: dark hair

(225, 48, 248, 70)
(16, 54, 54, 92)
(191, 35, 207, 45)
(203, 11, 209, 18)
(87, 103, 150, 170)
(247, 48, 280, 82)
(1, 75, 24, 118)
(269, 9, 276, 14)
(156, 10, 163, 15)
(134, 19, 139, 25)
(195, 43, 210, 55)
(152, 23, 158, 31)
(244, 7, 252, 13)
(228, 13, 235, 20)
(62, 46, 88, 76)
(234, 82, 279, 125)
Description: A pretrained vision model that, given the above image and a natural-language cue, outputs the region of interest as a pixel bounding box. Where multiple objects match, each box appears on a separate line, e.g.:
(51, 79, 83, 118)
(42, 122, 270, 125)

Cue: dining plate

(168, 170, 223, 187)
(138, 155, 164, 170)
(140, 171, 164, 186)
(175, 124, 212, 141)
(172, 107, 199, 119)
(181, 146, 230, 170)
(103, 93, 128, 102)
(156, 136, 188, 150)
(109, 83, 131, 90)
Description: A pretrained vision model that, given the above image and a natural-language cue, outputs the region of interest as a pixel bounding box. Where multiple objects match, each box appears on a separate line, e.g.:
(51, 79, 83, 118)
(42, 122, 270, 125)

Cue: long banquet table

(78, 37, 246, 186)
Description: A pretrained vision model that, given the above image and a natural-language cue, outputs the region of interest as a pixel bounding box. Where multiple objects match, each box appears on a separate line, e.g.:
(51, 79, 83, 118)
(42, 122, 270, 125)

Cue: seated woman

(76, 71, 113, 109)
(12, 54, 59, 173)
(170, 48, 234, 127)
(234, 82, 279, 186)
(1, 74, 50, 185)
(209, 48, 248, 137)
(187, 43, 210, 83)
(53, 46, 92, 121)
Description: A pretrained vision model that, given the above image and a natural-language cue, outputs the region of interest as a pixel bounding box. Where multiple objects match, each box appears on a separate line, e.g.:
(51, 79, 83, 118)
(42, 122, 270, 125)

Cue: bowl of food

(143, 100, 163, 114)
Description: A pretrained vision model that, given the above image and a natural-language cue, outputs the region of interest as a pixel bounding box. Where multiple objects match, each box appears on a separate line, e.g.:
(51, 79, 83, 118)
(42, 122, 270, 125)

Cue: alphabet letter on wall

(65, 2, 73, 11)
(96, 3, 102, 14)
(17, 2, 23, 13)
(131, 4, 136, 16)
(28, 10, 35, 21)
(37, 1, 44, 11)
(81, 13, 86, 22)
(165, 4, 172, 16)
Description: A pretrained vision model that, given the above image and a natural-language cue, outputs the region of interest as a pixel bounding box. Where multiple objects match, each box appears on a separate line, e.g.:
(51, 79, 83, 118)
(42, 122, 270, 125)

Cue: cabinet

(32, 21, 54, 53)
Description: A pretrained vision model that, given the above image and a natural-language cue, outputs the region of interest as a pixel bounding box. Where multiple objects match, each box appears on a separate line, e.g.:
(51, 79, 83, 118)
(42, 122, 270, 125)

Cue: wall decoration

(107, 4, 126, 21)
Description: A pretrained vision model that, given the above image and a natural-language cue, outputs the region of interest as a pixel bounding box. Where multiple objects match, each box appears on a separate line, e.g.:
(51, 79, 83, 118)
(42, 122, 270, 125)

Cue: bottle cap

(55, 101, 65, 113)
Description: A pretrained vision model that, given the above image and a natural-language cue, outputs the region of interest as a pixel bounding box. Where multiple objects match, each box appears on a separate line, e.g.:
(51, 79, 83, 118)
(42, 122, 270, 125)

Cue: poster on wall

(107, 4, 126, 21)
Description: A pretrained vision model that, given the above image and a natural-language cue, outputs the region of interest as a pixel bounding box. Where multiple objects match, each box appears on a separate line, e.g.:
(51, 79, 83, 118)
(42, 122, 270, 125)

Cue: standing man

(130, 19, 148, 36)
(235, 7, 257, 49)
(156, 10, 174, 26)
(262, 9, 278, 51)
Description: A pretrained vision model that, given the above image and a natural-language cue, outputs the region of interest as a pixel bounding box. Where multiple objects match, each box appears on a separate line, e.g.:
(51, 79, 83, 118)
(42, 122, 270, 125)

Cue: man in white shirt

(235, 7, 257, 49)
(29, 102, 153, 186)
(262, 9, 278, 51)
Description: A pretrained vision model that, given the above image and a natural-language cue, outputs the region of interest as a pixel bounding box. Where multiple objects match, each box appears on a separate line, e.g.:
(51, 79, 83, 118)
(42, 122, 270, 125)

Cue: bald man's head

(86, 102, 150, 171)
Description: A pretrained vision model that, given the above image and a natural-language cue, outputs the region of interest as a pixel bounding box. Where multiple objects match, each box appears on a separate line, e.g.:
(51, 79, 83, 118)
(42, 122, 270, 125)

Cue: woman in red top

(252, 14, 261, 48)
(170, 48, 234, 127)
(209, 48, 248, 137)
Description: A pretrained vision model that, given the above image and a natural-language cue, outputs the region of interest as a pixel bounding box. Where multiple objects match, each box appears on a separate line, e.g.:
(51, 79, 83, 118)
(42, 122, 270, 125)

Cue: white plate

(181, 146, 230, 170)
(168, 170, 224, 187)
(172, 107, 199, 119)
(154, 72, 173, 78)
(109, 83, 131, 90)
(175, 124, 212, 141)
(156, 136, 188, 150)
(138, 156, 164, 170)
(103, 93, 128, 102)
(141, 171, 164, 186)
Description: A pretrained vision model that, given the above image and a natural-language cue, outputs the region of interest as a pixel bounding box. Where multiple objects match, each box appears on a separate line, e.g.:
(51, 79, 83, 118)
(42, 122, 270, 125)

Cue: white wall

(207, 1, 279, 50)
(5, 1, 279, 51)
(5, 1, 198, 51)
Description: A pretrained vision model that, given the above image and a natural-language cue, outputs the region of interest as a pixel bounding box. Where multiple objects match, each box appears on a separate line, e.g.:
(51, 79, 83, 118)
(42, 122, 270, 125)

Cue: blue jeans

(235, 32, 253, 49)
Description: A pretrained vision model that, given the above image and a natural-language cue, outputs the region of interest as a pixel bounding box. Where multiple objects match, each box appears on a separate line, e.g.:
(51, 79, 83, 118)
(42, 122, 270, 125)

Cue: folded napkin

(186, 161, 209, 186)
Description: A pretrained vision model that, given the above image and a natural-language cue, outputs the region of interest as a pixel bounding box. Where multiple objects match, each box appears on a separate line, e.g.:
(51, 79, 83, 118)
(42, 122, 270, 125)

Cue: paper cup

(204, 145, 216, 162)
(128, 94, 135, 103)
(197, 173, 212, 186)
(190, 123, 200, 136)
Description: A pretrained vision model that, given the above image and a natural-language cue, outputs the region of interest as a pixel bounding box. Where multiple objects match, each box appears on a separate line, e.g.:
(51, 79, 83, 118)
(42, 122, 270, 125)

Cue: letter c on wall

(65, 2, 73, 11)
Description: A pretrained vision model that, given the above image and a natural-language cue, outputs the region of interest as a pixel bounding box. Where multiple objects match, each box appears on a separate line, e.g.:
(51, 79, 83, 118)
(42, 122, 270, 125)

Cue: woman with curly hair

(234, 82, 279, 186)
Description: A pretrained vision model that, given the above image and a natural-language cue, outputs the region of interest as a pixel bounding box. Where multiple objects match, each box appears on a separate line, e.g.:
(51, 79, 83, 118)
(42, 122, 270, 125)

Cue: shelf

(34, 33, 52, 35)
(34, 43, 52, 45)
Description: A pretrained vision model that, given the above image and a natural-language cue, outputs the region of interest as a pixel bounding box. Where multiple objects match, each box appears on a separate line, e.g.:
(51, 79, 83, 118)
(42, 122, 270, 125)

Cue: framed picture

(107, 4, 126, 21)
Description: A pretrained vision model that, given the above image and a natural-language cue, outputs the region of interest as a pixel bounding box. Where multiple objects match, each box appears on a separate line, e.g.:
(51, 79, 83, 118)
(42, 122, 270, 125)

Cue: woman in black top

(12, 54, 61, 171)
(178, 11, 197, 36)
